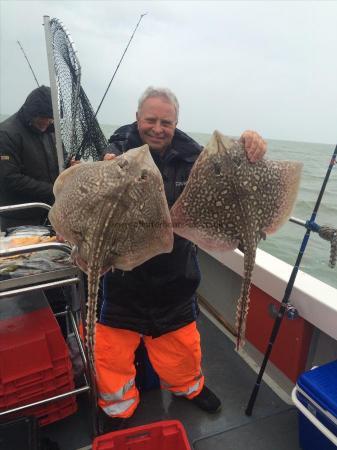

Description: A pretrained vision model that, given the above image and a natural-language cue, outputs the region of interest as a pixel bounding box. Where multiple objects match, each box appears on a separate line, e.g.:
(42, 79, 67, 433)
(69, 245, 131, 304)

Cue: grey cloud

(1, 0, 336, 144)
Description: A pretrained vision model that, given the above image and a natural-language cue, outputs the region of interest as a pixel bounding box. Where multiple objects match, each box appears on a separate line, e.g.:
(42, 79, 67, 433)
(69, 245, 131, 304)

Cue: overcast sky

(0, 1, 336, 144)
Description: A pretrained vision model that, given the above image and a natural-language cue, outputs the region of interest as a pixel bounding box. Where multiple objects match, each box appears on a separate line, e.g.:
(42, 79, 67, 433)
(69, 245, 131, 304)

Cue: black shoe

(190, 385, 221, 413)
(98, 408, 126, 435)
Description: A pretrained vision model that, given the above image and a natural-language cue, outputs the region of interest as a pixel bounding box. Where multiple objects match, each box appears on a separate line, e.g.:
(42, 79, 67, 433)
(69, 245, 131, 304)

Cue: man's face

(136, 97, 177, 154)
(31, 116, 54, 133)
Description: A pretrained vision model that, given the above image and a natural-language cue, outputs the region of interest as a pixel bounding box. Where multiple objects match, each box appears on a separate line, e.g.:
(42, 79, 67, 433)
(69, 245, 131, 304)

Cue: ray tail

(235, 243, 257, 350)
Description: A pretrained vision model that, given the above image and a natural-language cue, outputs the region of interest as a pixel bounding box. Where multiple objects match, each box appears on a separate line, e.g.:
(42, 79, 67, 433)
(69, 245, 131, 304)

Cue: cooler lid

(297, 360, 337, 417)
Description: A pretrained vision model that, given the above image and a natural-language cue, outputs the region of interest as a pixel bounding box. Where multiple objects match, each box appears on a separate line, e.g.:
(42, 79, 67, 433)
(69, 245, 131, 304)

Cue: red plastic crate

(0, 371, 75, 409)
(0, 307, 61, 346)
(0, 356, 73, 397)
(45, 328, 71, 362)
(0, 335, 53, 384)
(92, 420, 191, 450)
(0, 303, 77, 425)
(9, 393, 77, 427)
(32, 395, 77, 427)
(0, 307, 72, 381)
(0, 307, 70, 385)
(0, 343, 71, 388)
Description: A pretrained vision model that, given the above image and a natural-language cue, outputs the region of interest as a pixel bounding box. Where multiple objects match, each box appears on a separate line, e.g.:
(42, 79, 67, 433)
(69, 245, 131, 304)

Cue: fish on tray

(171, 130, 302, 349)
(49, 145, 173, 368)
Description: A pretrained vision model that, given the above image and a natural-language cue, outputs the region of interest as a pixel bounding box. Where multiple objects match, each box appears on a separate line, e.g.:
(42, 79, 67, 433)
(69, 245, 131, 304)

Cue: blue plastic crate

(294, 360, 337, 450)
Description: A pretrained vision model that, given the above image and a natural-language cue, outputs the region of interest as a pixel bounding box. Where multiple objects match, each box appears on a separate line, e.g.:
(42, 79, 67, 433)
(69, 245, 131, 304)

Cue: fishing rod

(17, 41, 40, 87)
(68, 13, 147, 166)
(245, 144, 337, 417)
(95, 13, 147, 117)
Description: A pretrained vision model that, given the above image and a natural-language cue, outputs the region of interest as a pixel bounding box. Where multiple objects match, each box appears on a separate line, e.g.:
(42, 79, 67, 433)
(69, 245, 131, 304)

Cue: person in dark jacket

(95, 86, 267, 429)
(0, 86, 59, 230)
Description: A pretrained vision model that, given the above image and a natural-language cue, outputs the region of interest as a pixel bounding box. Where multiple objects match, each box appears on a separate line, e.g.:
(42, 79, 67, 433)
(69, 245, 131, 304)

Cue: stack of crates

(0, 291, 77, 426)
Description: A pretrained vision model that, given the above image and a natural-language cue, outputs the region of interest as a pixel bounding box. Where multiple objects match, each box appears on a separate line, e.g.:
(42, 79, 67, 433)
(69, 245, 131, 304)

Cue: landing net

(48, 18, 107, 166)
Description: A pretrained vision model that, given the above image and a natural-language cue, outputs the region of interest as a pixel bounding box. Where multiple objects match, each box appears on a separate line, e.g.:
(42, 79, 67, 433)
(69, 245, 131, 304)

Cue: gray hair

(137, 86, 179, 121)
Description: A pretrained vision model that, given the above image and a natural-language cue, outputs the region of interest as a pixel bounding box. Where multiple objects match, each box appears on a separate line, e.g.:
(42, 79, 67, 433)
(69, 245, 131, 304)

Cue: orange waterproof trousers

(95, 321, 204, 418)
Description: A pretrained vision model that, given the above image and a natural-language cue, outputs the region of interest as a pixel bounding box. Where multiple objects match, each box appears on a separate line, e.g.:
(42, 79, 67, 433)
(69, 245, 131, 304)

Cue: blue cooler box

(292, 360, 337, 450)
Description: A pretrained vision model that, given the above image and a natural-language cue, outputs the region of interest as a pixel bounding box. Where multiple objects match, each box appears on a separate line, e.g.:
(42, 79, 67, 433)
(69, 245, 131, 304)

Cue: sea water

(103, 125, 337, 289)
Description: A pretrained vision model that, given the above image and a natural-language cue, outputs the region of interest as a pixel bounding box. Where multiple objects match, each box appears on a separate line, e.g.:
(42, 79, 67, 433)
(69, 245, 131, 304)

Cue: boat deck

(40, 313, 301, 450)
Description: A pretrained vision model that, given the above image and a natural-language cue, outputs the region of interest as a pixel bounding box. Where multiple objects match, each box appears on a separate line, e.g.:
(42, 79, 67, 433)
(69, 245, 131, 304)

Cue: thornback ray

(171, 130, 302, 350)
(49, 145, 173, 369)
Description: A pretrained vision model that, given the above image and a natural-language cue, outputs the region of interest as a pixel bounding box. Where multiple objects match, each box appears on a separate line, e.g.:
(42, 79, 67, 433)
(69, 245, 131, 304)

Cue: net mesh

(49, 18, 107, 166)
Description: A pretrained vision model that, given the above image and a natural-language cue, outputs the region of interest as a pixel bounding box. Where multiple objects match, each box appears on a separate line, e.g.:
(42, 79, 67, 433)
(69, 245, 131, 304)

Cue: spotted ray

(171, 131, 302, 349)
(49, 145, 173, 368)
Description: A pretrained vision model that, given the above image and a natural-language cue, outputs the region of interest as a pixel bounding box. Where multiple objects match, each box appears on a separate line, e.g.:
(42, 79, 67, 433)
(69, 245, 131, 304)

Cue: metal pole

(43, 15, 64, 173)
(245, 144, 337, 416)
(289, 216, 306, 227)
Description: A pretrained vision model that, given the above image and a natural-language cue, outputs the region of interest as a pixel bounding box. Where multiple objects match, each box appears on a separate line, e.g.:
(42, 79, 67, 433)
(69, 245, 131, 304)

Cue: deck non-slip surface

(194, 409, 300, 450)
(41, 313, 301, 449)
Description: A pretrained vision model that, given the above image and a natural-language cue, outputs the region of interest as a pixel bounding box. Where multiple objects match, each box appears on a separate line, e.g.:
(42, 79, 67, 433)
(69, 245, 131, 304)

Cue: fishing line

(17, 41, 40, 87)
(245, 144, 337, 417)
(95, 13, 147, 117)
(71, 13, 147, 164)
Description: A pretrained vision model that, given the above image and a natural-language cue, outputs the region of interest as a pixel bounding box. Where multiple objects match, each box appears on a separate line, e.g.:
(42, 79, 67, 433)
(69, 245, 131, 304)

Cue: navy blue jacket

(100, 122, 203, 336)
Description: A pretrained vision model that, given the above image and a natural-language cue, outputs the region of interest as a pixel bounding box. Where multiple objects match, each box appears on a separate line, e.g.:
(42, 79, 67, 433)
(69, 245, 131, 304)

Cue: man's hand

(103, 153, 117, 161)
(240, 130, 267, 163)
(70, 157, 81, 166)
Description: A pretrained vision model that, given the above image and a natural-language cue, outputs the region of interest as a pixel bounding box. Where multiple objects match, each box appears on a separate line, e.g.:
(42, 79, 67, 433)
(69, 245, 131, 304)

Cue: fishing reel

(268, 302, 299, 321)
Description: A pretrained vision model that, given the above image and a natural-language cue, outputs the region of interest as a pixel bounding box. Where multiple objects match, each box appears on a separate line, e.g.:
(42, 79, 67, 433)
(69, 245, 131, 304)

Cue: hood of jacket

(18, 86, 54, 131)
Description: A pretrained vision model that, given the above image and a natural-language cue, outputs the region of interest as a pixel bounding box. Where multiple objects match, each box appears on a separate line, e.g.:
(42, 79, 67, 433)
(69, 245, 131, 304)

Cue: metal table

(0, 203, 97, 436)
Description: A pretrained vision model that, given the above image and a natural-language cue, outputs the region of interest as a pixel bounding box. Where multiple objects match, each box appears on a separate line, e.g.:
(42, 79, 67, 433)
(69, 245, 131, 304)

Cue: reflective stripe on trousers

(102, 398, 136, 416)
(95, 321, 204, 418)
(99, 377, 135, 402)
(160, 370, 203, 397)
